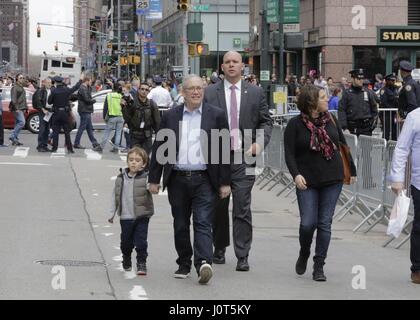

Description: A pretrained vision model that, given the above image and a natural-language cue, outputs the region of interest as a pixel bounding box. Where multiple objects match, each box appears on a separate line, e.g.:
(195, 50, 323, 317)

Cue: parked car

(71, 89, 111, 130)
(1, 86, 40, 134)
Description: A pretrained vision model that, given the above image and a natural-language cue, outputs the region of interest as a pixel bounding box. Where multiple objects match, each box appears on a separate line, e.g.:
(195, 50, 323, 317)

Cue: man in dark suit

(204, 51, 273, 271)
(149, 74, 231, 285)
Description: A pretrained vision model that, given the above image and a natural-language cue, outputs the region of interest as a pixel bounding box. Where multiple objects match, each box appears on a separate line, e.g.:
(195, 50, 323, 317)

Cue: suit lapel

(217, 81, 228, 115)
(200, 104, 210, 163)
(239, 80, 248, 129)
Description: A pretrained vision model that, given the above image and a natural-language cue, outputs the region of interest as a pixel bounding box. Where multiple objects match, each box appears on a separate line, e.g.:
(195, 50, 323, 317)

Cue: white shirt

(224, 79, 242, 150)
(147, 86, 173, 108)
(389, 108, 420, 190)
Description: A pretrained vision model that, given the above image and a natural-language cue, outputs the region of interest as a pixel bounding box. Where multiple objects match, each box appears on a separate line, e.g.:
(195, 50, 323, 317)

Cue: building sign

(233, 38, 242, 48)
(146, 0, 162, 20)
(378, 26, 420, 46)
(266, 0, 279, 24)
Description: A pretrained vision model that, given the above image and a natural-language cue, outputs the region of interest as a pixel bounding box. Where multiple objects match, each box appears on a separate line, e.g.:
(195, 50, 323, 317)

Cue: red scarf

(301, 112, 337, 160)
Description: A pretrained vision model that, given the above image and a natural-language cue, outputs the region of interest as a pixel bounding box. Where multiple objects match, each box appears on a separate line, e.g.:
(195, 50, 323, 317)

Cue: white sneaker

(198, 262, 213, 285)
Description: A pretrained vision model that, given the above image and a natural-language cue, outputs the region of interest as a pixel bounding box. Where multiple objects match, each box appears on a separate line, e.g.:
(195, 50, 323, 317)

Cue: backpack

(32, 88, 42, 110)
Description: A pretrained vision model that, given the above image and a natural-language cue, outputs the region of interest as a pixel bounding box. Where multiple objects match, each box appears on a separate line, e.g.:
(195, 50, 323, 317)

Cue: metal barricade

(334, 133, 358, 221)
(352, 135, 388, 232)
(377, 108, 402, 141)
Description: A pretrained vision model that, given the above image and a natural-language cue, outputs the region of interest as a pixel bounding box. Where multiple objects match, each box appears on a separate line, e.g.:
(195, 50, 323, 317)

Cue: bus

(40, 55, 82, 87)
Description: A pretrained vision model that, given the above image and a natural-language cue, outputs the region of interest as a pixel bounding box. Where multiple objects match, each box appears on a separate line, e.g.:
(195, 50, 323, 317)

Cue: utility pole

(182, 11, 189, 78)
(140, 15, 145, 81)
(117, 0, 121, 79)
(260, 1, 270, 96)
(278, 0, 285, 84)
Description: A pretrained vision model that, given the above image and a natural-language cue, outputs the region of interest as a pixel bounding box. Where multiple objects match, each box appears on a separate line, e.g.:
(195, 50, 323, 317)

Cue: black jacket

(149, 103, 231, 191)
(77, 84, 96, 113)
(48, 81, 82, 111)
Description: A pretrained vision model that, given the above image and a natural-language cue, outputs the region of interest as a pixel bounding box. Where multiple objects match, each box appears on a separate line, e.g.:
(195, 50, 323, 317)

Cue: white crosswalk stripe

(13, 147, 30, 158)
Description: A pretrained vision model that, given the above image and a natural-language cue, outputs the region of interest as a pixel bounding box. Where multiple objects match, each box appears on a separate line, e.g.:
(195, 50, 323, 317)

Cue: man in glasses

(9, 74, 28, 146)
(122, 83, 160, 154)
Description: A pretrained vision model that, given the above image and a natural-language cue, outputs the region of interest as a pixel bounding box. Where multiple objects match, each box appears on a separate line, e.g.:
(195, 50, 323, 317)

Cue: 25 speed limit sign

(137, 0, 149, 9)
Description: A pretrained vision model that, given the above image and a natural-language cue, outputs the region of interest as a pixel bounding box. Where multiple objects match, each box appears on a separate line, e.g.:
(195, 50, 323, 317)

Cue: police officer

(48, 75, 83, 153)
(379, 73, 399, 141)
(398, 60, 420, 120)
(122, 82, 160, 154)
(338, 68, 379, 137)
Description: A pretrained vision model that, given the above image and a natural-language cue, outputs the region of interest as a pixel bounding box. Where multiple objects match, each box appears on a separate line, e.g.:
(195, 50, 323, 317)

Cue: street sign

(260, 70, 270, 81)
(136, 0, 150, 15)
(283, 23, 300, 33)
(149, 43, 157, 56)
(192, 4, 210, 12)
(266, 0, 279, 24)
(283, 0, 300, 24)
(145, 31, 153, 39)
(136, 28, 145, 36)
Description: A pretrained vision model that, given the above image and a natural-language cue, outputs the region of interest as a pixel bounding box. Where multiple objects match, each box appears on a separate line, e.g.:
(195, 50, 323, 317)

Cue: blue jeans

(120, 218, 150, 263)
(74, 112, 98, 146)
(10, 110, 25, 141)
(38, 112, 50, 149)
(100, 116, 124, 149)
(296, 183, 343, 264)
(167, 172, 217, 273)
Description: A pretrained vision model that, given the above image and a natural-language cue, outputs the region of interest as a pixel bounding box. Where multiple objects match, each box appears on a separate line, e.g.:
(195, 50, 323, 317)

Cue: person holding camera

(122, 82, 160, 155)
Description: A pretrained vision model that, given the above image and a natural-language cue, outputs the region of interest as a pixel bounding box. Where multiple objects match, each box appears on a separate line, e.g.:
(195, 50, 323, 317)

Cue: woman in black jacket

(284, 85, 357, 282)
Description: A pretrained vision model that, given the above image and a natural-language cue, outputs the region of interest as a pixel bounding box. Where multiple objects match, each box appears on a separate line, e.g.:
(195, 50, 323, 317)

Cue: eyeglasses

(185, 86, 204, 92)
(140, 88, 150, 92)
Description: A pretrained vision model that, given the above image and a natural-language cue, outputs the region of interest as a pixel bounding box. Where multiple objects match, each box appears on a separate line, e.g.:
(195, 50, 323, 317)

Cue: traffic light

(188, 44, 196, 56)
(120, 57, 128, 66)
(54, 42, 58, 51)
(195, 43, 209, 56)
(37, 24, 41, 38)
(177, 0, 189, 11)
(128, 55, 141, 65)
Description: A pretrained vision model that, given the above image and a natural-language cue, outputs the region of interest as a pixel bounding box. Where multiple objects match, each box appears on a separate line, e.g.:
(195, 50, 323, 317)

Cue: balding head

(222, 51, 244, 84)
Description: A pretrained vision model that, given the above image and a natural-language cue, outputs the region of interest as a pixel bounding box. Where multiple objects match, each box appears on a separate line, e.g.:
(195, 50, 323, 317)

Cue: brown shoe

(411, 271, 420, 284)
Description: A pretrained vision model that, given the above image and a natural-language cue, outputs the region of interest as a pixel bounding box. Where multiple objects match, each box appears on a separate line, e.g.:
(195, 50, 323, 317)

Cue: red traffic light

(177, 0, 189, 11)
(37, 25, 41, 38)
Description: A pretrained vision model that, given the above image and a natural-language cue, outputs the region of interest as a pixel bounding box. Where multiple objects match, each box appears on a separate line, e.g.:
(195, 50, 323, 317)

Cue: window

(408, 0, 420, 25)
(62, 63, 74, 69)
(51, 60, 61, 68)
(43, 59, 48, 71)
(353, 47, 386, 81)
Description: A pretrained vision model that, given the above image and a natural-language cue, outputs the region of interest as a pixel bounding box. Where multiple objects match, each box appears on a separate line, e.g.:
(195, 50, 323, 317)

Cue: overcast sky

(29, 0, 74, 55)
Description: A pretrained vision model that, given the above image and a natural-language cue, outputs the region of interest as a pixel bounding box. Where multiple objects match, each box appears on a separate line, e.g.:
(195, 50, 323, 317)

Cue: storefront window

(391, 49, 411, 74)
(353, 47, 386, 81)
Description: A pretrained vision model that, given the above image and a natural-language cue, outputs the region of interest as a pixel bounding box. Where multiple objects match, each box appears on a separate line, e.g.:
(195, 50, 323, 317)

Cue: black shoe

(73, 144, 86, 149)
(93, 145, 103, 153)
(37, 147, 51, 153)
(122, 255, 132, 272)
(51, 148, 58, 153)
(174, 266, 190, 279)
(313, 263, 327, 282)
(295, 255, 309, 275)
(67, 149, 75, 154)
(213, 248, 226, 264)
(236, 257, 250, 272)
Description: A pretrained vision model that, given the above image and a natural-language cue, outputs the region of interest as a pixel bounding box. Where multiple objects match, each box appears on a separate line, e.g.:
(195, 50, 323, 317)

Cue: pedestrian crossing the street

(0, 146, 128, 162)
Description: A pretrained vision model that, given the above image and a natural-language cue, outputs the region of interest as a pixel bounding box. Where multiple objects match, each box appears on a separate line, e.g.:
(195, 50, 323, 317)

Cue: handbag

(330, 114, 352, 185)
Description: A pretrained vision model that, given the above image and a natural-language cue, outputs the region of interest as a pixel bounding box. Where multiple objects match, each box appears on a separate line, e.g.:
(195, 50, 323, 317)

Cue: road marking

(0, 162, 51, 166)
(92, 193, 99, 197)
(13, 147, 29, 158)
(111, 176, 117, 181)
(113, 246, 120, 250)
(113, 255, 122, 262)
(51, 148, 65, 158)
(84, 149, 102, 161)
(92, 224, 99, 228)
(102, 225, 111, 228)
(102, 233, 114, 237)
(129, 286, 148, 300)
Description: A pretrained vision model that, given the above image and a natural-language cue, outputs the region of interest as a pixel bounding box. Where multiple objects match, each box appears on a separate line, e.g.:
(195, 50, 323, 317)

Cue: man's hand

(344, 129, 351, 134)
(245, 143, 262, 157)
(350, 176, 357, 185)
(391, 182, 404, 195)
(219, 185, 231, 199)
(149, 183, 161, 195)
(294, 175, 307, 190)
(42, 108, 48, 115)
(108, 218, 114, 224)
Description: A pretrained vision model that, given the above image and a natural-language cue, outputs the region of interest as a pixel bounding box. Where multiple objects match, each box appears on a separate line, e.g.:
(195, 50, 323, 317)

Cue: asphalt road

(0, 130, 418, 301)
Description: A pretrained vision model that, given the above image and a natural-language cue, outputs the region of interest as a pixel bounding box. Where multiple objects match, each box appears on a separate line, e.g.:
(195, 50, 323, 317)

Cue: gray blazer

(203, 80, 273, 150)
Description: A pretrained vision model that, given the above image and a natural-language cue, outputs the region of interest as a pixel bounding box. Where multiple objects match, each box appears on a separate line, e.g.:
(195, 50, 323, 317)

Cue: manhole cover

(35, 260, 107, 267)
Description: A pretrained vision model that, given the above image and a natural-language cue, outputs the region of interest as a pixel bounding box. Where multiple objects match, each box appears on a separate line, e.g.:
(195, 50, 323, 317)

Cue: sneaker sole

(174, 273, 190, 279)
(198, 265, 213, 284)
(137, 271, 147, 276)
(123, 268, 132, 272)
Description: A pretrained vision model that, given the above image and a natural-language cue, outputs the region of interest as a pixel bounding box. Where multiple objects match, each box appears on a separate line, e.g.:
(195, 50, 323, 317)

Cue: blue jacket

(328, 96, 340, 110)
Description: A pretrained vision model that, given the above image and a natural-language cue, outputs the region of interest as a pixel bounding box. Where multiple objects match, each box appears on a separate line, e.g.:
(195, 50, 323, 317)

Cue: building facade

(0, 0, 29, 73)
(152, 0, 249, 78)
(249, 0, 420, 84)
